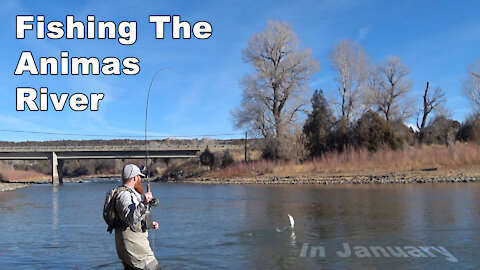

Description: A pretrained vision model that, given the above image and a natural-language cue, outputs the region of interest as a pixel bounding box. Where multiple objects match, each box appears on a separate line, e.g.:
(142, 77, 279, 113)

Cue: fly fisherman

(115, 164, 161, 270)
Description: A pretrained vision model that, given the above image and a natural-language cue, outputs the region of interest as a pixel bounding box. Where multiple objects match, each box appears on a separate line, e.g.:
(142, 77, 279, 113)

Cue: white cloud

(355, 26, 370, 42)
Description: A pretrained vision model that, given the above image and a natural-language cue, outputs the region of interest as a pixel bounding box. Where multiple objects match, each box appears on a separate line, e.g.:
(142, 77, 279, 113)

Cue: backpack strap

(114, 186, 132, 197)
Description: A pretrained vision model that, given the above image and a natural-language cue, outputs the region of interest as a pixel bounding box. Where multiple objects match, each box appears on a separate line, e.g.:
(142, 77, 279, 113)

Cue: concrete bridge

(0, 145, 203, 184)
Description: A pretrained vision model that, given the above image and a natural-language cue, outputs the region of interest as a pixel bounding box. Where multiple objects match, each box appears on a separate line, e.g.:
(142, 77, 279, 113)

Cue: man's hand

(144, 191, 153, 204)
(153, 221, 159, 230)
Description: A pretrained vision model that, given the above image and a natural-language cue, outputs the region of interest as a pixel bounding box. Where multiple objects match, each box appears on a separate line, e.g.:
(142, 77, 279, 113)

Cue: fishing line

(144, 68, 169, 180)
(144, 67, 169, 251)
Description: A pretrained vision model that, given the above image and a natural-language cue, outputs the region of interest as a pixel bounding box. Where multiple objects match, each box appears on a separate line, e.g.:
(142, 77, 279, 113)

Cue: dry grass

(0, 169, 49, 182)
(211, 146, 262, 163)
(212, 143, 480, 178)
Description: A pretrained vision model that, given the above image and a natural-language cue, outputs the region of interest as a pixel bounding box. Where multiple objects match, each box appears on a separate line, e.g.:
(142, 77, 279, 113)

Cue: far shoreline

(178, 169, 480, 185)
(2, 168, 480, 191)
(0, 182, 29, 192)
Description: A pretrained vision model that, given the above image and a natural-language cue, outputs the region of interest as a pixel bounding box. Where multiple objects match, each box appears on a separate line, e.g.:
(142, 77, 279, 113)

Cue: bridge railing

(0, 144, 240, 152)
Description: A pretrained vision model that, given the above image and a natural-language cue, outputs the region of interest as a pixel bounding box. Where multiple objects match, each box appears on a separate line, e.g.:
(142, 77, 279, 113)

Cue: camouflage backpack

(103, 186, 132, 233)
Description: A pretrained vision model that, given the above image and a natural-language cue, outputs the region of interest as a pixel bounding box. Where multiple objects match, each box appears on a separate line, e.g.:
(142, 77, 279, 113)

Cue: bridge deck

(0, 147, 200, 160)
(0, 145, 204, 152)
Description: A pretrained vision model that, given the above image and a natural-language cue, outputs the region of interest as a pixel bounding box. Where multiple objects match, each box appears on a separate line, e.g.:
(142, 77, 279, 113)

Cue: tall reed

(213, 143, 480, 177)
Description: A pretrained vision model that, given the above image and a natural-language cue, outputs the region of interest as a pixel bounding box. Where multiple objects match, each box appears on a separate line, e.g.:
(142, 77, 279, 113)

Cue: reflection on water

(0, 182, 479, 269)
(52, 186, 59, 227)
(51, 186, 59, 246)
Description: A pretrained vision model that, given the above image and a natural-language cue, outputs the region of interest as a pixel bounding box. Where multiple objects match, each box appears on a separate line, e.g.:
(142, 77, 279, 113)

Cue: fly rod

(144, 68, 168, 207)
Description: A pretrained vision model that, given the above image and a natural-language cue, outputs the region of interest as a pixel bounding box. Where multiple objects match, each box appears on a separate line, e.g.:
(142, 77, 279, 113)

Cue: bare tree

(329, 40, 369, 121)
(463, 58, 480, 114)
(416, 82, 445, 144)
(232, 21, 320, 139)
(364, 56, 413, 122)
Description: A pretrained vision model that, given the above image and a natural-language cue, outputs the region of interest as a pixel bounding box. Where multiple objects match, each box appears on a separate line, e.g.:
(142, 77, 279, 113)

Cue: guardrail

(0, 144, 241, 152)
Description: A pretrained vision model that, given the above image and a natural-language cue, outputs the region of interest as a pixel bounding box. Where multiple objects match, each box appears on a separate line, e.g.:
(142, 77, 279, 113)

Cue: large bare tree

(329, 39, 369, 121)
(364, 56, 413, 122)
(463, 58, 480, 114)
(416, 82, 445, 144)
(232, 21, 319, 138)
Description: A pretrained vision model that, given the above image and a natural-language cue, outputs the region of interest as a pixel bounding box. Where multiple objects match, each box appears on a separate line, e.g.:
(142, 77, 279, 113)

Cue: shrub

(392, 120, 417, 146)
(72, 164, 89, 177)
(220, 150, 234, 168)
(160, 158, 204, 180)
(14, 160, 51, 175)
(94, 160, 116, 174)
(62, 160, 91, 177)
(423, 115, 461, 146)
(457, 114, 480, 143)
(330, 117, 352, 152)
(260, 132, 307, 161)
(261, 137, 278, 160)
(200, 148, 215, 168)
(353, 110, 402, 151)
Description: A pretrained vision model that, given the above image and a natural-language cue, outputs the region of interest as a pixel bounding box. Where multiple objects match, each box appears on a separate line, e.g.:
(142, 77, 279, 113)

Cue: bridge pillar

(50, 152, 63, 185)
(58, 159, 64, 184)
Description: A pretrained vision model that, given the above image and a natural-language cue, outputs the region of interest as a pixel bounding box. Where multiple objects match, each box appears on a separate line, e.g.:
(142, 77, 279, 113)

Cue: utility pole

(244, 132, 248, 162)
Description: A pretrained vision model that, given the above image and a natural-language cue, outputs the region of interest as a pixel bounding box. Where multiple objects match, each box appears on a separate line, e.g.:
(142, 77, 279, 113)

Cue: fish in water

(277, 214, 295, 232)
(288, 214, 294, 229)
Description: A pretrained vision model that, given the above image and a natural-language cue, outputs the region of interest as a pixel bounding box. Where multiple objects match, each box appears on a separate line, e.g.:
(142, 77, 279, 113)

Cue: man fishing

(114, 164, 161, 270)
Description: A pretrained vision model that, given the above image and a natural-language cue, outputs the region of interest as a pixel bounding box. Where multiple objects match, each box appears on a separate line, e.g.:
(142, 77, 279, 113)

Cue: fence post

(244, 132, 248, 162)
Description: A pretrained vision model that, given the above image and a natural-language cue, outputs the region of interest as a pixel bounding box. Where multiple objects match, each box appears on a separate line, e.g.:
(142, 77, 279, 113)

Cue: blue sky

(0, 0, 479, 141)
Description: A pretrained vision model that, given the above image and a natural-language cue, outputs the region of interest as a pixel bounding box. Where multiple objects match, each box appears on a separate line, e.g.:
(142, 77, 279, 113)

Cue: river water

(0, 181, 479, 269)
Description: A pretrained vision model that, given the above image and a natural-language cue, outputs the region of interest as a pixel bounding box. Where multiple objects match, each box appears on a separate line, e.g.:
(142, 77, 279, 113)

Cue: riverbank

(0, 182, 29, 191)
(178, 168, 480, 185)
(2, 168, 480, 189)
(0, 174, 116, 191)
(0, 169, 51, 191)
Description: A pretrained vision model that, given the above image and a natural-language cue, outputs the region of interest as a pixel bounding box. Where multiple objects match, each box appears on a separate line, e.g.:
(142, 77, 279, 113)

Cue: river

(0, 181, 479, 269)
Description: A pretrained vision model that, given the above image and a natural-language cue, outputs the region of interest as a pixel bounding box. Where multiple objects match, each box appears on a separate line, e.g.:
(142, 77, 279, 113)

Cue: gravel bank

(176, 173, 480, 185)
(0, 183, 28, 191)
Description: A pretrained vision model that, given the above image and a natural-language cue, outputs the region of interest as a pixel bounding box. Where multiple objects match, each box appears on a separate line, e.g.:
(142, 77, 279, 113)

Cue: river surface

(0, 181, 479, 269)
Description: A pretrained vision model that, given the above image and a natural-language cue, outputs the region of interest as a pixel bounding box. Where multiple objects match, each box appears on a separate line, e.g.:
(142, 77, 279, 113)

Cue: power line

(0, 128, 244, 139)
